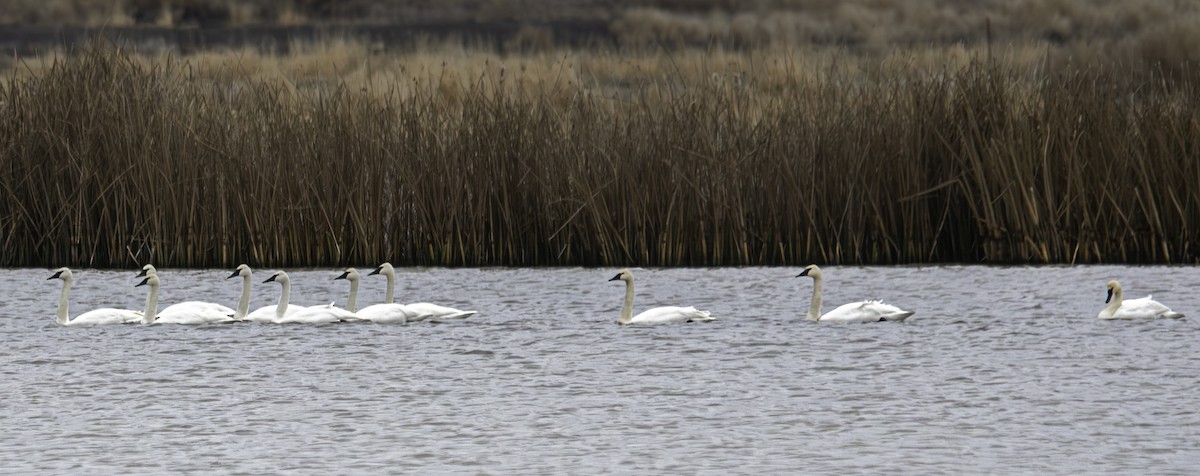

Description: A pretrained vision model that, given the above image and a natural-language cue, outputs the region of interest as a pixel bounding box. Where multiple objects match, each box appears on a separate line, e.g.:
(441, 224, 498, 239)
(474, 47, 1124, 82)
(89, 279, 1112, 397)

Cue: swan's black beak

(264, 274, 279, 284)
(797, 268, 811, 277)
(135, 277, 150, 287)
(335, 271, 349, 280)
(1105, 288, 1113, 304)
(608, 273, 622, 281)
(136, 268, 149, 278)
(226, 269, 241, 279)
(368, 267, 382, 276)
(47, 271, 62, 280)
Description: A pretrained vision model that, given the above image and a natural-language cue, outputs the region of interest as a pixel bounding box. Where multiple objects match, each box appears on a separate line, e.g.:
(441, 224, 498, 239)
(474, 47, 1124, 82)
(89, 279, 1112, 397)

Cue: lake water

(1, 265, 1198, 473)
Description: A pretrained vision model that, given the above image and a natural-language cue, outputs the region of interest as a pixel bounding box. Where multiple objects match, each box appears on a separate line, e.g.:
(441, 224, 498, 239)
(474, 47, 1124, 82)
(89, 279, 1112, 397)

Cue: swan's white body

(283, 305, 359, 324)
(365, 262, 477, 322)
(1098, 280, 1184, 320)
(262, 271, 356, 324)
(48, 268, 142, 326)
(134, 273, 234, 325)
(246, 305, 302, 322)
(797, 265, 914, 323)
(608, 268, 714, 325)
(356, 303, 414, 324)
(138, 265, 236, 322)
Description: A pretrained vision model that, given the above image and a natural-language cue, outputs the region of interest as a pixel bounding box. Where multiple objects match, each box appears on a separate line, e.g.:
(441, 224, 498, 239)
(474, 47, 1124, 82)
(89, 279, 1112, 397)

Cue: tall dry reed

(1, 43, 1198, 268)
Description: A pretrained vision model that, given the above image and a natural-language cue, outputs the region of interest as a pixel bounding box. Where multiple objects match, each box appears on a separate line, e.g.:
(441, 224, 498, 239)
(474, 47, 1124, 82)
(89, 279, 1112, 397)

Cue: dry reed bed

(1, 44, 1198, 267)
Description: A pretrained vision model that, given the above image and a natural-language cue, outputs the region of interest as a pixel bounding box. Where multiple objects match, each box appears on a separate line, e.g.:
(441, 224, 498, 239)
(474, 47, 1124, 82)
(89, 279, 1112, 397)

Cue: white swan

(796, 265, 914, 323)
(48, 267, 142, 326)
(134, 273, 234, 324)
(607, 268, 714, 325)
(1098, 280, 1184, 320)
(137, 264, 236, 321)
(316, 268, 365, 322)
(336, 267, 410, 323)
(245, 268, 304, 323)
(366, 262, 477, 321)
(262, 271, 357, 324)
(227, 264, 253, 320)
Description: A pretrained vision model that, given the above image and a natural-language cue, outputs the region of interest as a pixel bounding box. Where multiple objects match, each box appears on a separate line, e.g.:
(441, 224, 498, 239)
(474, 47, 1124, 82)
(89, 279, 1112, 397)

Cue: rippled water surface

(2, 266, 1199, 473)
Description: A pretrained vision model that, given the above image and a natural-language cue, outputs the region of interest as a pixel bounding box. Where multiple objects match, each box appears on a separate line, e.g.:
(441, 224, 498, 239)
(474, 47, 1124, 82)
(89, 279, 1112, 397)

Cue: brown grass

(1, 40, 1198, 268)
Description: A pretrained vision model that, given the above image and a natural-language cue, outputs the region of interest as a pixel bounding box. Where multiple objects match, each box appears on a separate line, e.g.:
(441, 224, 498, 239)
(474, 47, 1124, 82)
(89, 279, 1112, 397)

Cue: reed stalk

(1, 42, 1198, 267)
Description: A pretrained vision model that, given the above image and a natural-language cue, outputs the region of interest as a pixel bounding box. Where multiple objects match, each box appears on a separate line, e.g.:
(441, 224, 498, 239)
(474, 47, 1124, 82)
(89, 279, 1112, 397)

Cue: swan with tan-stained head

(137, 264, 236, 322)
(607, 268, 714, 325)
(363, 262, 476, 322)
(1098, 280, 1183, 320)
(47, 267, 142, 326)
(331, 267, 408, 323)
(134, 273, 234, 324)
(796, 265, 914, 323)
(261, 271, 358, 324)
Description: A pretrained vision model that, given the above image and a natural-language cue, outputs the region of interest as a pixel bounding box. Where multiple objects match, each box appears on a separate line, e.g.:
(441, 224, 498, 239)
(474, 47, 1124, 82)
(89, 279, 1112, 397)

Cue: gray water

(1, 266, 1198, 474)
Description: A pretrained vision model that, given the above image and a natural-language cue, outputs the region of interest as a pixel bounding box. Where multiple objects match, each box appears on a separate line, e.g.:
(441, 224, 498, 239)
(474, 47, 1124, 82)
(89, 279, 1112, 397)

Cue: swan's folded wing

(72, 308, 142, 326)
(629, 306, 714, 324)
(821, 301, 911, 322)
(1116, 297, 1177, 319)
(357, 303, 414, 324)
(404, 302, 476, 321)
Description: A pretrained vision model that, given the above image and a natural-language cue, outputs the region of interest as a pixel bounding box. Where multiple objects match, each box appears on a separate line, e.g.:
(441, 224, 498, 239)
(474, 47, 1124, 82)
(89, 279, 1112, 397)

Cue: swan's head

(368, 262, 395, 277)
(335, 267, 359, 282)
(47, 267, 72, 281)
(608, 268, 633, 282)
(228, 264, 251, 279)
(264, 271, 290, 285)
(136, 264, 157, 278)
(1105, 280, 1121, 303)
(796, 264, 823, 279)
(135, 275, 160, 288)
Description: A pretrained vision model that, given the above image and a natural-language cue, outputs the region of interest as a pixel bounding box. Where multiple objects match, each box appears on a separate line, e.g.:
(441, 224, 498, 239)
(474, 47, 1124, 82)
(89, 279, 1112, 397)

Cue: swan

(1098, 280, 1184, 319)
(262, 271, 357, 324)
(366, 262, 477, 321)
(335, 267, 410, 323)
(796, 265, 914, 323)
(137, 264, 237, 320)
(47, 267, 143, 326)
(227, 264, 253, 320)
(313, 268, 365, 322)
(134, 273, 234, 324)
(244, 268, 304, 323)
(607, 268, 714, 325)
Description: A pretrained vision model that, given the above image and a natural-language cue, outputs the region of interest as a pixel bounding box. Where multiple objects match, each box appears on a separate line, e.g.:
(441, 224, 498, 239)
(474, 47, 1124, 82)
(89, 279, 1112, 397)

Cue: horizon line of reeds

(1, 43, 1198, 268)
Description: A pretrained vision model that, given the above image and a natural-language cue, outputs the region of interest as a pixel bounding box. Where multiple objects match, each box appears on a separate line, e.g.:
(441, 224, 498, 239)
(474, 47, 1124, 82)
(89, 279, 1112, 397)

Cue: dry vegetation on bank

(2, 1, 1199, 267)
(1, 37, 1199, 268)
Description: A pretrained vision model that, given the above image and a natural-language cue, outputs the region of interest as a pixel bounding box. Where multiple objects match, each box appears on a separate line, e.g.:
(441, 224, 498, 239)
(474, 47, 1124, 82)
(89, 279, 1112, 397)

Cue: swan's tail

(687, 308, 716, 322)
(1162, 311, 1185, 319)
(882, 311, 915, 322)
(429, 311, 477, 321)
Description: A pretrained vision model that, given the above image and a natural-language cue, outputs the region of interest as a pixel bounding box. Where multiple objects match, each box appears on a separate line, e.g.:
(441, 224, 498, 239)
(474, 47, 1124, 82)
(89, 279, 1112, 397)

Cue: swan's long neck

(806, 275, 823, 321)
(236, 274, 251, 319)
(1105, 287, 1123, 315)
(276, 279, 291, 320)
(143, 282, 159, 325)
(384, 270, 395, 304)
(347, 279, 359, 312)
(619, 279, 635, 324)
(56, 279, 72, 325)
